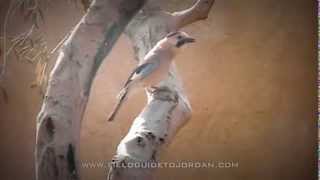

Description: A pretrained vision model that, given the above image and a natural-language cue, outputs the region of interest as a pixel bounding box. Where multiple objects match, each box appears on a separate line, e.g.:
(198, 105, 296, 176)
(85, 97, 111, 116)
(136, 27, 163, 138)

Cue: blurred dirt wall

(0, 0, 317, 180)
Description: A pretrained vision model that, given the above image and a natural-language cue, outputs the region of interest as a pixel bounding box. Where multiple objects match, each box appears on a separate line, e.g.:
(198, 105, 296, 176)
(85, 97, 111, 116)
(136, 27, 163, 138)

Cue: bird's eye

(177, 35, 183, 39)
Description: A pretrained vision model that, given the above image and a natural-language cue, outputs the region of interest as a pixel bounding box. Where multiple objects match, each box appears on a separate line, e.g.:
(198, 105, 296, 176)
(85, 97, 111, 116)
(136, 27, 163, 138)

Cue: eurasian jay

(107, 31, 195, 121)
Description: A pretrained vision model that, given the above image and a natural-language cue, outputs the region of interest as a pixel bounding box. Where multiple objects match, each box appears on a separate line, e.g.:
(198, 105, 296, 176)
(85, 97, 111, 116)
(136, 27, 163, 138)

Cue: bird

(107, 31, 195, 122)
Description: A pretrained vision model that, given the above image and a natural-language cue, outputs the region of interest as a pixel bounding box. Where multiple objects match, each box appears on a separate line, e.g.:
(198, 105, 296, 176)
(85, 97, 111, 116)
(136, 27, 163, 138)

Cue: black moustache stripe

(166, 31, 179, 38)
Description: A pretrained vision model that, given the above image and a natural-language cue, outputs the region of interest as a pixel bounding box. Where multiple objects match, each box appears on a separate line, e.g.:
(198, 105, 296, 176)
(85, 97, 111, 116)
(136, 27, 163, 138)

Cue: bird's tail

(107, 86, 130, 122)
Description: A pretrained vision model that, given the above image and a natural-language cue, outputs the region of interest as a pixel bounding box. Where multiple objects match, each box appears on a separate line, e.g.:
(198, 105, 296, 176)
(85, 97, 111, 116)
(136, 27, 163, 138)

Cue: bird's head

(164, 31, 195, 49)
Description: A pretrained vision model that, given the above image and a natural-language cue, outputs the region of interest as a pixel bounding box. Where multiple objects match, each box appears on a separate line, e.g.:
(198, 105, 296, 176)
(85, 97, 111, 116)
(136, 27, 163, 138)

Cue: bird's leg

(146, 86, 158, 93)
(147, 86, 171, 93)
(147, 86, 177, 102)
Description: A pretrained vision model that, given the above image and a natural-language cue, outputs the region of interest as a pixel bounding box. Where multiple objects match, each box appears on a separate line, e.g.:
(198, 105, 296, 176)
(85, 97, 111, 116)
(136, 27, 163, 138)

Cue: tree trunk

(107, 1, 215, 180)
(35, 0, 147, 180)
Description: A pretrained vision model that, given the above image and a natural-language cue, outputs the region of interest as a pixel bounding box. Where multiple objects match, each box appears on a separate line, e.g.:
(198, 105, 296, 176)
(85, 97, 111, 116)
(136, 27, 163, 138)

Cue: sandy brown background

(0, 0, 317, 180)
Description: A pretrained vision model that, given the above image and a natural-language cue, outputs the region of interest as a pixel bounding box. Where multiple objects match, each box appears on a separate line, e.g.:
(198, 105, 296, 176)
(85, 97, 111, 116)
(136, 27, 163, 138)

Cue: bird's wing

(123, 61, 159, 87)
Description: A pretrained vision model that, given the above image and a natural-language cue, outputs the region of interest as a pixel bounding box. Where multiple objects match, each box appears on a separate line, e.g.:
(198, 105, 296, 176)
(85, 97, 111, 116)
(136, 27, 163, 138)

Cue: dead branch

(107, 0, 215, 179)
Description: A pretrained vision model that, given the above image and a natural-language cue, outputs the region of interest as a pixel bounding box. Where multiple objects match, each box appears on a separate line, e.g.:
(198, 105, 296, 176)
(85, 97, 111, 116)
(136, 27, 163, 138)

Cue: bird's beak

(176, 37, 196, 48)
(183, 37, 196, 43)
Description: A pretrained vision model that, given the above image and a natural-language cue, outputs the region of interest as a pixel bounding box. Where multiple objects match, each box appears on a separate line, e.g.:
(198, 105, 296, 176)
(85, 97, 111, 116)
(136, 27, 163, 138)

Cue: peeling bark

(35, 0, 147, 180)
(108, 0, 215, 179)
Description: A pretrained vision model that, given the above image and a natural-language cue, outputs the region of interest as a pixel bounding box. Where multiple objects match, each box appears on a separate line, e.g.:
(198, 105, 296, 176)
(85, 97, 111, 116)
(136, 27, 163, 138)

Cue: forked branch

(108, 0, 215, 179)
(172, 0, 215, 29)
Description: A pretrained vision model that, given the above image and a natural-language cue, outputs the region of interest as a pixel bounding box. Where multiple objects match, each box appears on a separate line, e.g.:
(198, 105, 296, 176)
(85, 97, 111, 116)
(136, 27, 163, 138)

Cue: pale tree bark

(107, 1, 215, 180)
(35, 0, 147, 180)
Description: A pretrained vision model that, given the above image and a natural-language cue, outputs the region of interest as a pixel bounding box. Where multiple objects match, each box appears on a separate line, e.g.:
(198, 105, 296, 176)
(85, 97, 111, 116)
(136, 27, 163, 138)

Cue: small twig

(1, 0, 48, 83)
(50, 32, 71, 55)
(31, 49, 43, 62)
(1, 0, 15, 82)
